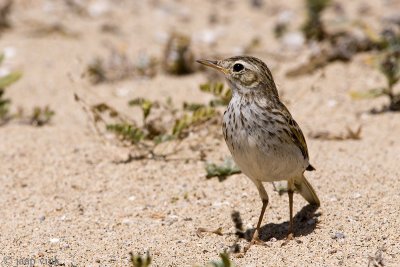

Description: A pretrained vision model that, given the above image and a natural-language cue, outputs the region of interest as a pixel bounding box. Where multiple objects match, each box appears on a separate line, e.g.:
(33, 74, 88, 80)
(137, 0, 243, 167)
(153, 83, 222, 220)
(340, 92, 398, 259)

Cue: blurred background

(1, 0, 399, 128)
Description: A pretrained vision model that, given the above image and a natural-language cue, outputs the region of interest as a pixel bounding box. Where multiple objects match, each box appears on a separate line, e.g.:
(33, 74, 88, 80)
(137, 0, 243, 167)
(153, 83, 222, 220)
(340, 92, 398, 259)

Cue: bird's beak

(196, 59, 229, 74)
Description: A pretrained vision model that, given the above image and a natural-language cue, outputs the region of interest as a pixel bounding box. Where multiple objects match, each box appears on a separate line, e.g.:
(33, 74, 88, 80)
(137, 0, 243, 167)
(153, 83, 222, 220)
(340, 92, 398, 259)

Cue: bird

(197, 56, 320, 249)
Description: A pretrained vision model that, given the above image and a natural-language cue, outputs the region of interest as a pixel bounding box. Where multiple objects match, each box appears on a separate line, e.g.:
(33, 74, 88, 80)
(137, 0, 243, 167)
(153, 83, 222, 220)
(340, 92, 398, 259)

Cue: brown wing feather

(275, 104, 313, 169)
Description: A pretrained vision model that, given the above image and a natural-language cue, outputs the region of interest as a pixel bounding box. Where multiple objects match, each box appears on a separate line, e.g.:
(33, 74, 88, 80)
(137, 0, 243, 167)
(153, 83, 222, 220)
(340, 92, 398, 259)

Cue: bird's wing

(277, 104, 310, 162)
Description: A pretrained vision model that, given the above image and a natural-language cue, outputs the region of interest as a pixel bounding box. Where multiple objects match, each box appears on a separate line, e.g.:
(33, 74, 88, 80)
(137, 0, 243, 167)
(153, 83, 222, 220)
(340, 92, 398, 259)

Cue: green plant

(28, 106, 55, 126)
(380, 49, 400, 111)
(0, 88, 10, 122)
(76, 79, 230, 160)
(183, 102, 207, 112)
(205, 158, 241, 181)
(0, 54, 22, 124)
(86, 58, 106, 84)
(173, 106, 217, 137)
(206, 253, 234, 267)
(0, 53, 55, 126)
(0, 72, 22, 89)
(349, 31, 400, 112)
(0, 0, 12, 30)
(85, 47, 135, 84)
(128, 98, 153, 121)
(301, 0, 331, 41)
(199, 82, 232, 106)
(129, 252, 151, 267)
(163, 32, 194, 75)
(127, 251, 234, 267)
(106, 123, 145, 144)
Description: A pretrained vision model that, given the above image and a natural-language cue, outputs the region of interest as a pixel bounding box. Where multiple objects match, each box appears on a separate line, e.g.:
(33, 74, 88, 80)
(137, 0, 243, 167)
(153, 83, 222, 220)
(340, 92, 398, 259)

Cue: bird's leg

(244, 181, 268, 253)
(287, 180, 295, 240)
(254, 198, 268, 238)
(244, 199, 268, 253)
(288, 189, 294, 238)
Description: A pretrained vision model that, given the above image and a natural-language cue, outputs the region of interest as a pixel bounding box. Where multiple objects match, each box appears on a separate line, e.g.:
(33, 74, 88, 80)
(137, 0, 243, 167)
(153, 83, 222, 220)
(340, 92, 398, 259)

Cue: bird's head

(197, 56, 278, 97)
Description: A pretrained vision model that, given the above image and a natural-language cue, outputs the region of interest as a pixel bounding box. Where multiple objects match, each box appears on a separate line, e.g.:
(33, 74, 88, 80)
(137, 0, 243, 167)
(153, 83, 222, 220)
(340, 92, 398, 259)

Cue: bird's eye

(233, 63, 244, 72)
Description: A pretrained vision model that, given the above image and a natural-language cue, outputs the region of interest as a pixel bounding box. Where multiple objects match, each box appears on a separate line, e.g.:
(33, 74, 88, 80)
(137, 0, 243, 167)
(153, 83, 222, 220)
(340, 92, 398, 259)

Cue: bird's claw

(280, 233, 295, 247)
(287, 233, 294, 240)
(243, 230, 265, 253)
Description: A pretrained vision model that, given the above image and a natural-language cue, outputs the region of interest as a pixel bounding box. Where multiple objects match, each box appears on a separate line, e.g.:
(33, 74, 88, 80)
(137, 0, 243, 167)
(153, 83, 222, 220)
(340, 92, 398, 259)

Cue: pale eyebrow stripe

(236, 60, 253, 70)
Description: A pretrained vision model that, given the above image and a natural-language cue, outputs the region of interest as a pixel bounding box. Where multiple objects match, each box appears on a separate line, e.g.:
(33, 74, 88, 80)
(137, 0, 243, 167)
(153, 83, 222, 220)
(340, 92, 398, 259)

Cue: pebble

(328, 249, 337, 254)
(282, 32, 305, 50)
(212, 201, 230, 207)
(329, 196, 338, 202)
(3, 46, 16, 59)
(115, 87, 131, 97)
(194, 28, 225, 46)
(49, 238, 60, 244)
(0, 67, 10, 77)
(277, 10, 293, 24)
(327, 99, 338, 108)
(122, 218, 132, 225)
(331, 232, 345, 240)
(360, 113, 370, 120)
(88, 0, 110, 17)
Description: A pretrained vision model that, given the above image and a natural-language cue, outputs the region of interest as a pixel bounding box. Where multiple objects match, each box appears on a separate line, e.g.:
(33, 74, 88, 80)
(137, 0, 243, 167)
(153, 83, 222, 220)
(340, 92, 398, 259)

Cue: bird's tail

(295, 175, 320, 206)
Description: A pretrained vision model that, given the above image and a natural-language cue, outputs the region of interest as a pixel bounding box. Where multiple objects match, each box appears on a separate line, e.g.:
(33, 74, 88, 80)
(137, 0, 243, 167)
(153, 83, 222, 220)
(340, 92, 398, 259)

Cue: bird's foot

(287, 233, 294, 240)
(243, 230, 265, 253)
(280, 233, 295, 247)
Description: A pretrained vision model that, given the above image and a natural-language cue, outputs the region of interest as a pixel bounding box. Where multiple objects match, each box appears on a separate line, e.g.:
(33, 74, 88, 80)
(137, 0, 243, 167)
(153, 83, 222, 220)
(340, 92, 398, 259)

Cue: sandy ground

(0, 0, 400, 266)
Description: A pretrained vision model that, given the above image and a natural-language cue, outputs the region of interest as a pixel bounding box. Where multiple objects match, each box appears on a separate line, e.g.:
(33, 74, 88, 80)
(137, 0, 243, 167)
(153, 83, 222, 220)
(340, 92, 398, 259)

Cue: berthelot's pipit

(197, 56, 320, 248)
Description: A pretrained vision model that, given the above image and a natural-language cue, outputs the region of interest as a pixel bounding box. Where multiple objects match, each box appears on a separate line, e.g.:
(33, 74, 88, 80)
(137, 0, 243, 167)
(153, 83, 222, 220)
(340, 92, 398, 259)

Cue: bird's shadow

(233, 204, 320, 242)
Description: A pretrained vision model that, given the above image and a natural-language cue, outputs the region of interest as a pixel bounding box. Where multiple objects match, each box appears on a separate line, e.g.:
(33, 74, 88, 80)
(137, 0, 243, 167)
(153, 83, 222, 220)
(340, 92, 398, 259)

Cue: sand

(0, 0, 399, 266)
